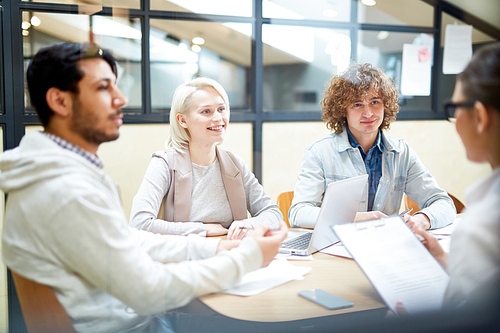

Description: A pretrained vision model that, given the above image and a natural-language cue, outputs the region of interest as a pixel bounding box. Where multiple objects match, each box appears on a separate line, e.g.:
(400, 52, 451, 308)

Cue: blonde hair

(167, 77, 230, 150)
(321, 63, 399, 134)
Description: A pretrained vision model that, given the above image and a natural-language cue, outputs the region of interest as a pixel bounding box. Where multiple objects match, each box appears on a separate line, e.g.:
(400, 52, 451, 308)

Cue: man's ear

(474, 101, 492, 134)
(46, 87, 72, 117)
(176, 113, 188, 129)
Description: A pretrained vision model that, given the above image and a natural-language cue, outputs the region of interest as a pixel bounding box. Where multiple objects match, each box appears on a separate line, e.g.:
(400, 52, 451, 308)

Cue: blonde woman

(130, 77, 282, 240)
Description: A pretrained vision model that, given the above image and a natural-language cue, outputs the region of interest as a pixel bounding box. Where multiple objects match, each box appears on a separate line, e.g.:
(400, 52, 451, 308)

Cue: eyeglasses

(443, 100, 475, 122)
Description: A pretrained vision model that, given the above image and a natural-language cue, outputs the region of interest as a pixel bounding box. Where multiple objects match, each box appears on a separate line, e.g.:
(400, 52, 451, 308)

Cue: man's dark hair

(459, 42, 500, 112)
(26, 42, 117, 127)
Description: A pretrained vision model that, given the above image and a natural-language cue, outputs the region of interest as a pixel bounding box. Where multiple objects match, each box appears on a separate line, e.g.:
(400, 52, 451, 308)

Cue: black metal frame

(1, 0, 499, 160)
(0, 1, 499, 332)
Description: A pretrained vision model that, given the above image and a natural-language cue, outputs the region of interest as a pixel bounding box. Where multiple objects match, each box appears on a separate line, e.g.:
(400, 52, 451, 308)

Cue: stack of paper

(221, 259, 311, 296)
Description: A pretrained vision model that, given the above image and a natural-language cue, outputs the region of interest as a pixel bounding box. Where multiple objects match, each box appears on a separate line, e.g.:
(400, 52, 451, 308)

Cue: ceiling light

(192, 36, 205, 45)
(191, 44, 202, 53)
(361, 0, 376, 6)
(22, 21, 31, 30)
(30, 16, 41, 27)
(377, 31, 389, 40)
(322, 9, 338, 18)
(22, 30, 30, 37)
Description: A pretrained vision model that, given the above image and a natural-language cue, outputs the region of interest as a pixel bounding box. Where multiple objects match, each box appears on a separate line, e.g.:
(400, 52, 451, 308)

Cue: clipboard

(333, 216, 449, 315)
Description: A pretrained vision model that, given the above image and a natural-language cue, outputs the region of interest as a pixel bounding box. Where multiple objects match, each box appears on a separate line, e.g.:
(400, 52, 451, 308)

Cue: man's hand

(413, 227, 448, 268)
(247, 221, 288, 268)
(354, 211, 387, 222)
(227, 220, 253, 240)
(205, 223, 228, 237)
(403, 213, 431, 231)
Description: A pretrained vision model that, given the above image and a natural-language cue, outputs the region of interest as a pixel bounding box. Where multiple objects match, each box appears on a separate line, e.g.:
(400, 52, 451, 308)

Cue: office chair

(277, 191, 294, 227)
(11, 270, 76, 333)
(404, 193, 465, 214)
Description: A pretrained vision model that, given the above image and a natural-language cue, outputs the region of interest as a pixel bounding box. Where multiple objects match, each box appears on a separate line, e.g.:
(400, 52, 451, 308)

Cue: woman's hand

(386, 300, 409, 318)
(227, 220, 253, 240)
(413, 227, 448, 268)
(205, 223, 228, 237)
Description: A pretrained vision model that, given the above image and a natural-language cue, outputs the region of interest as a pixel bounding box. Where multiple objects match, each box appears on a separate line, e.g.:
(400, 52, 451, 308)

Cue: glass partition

(357, 30, 434, 112)
(151, 0, 252, 17)
(21, 0, 140, 9)
(263, 25, 350, 111)
(22, 11, 142, 112)
(150, 19, 251, 111)
(263, 0, 351, 22)
(438, 12, 497, 109)
(358, 0, 434, 27)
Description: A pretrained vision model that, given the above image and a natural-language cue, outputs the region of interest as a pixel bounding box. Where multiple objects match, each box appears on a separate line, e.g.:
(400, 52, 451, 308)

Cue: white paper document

(429, 217, 459, 236)
(274, 252, 313, 261)
(401, 43, 432, 96)
(221, 259, 311, 296)
(320, 242, 353, 259)
(443, 24, 472, 74)
(333, 217, 449, 315)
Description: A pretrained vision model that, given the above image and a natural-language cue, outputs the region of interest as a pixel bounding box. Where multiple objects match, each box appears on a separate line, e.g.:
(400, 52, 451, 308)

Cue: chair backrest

(404, 193, 465, 214)
(277, 191, 294, 227)
(448, 193, 466, 213)
(11, 270, 76, 333)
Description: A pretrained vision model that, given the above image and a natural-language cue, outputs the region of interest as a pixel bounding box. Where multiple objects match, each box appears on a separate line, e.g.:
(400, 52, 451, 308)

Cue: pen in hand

(399, 208, 413, 217)
(238, 226, 281, 231)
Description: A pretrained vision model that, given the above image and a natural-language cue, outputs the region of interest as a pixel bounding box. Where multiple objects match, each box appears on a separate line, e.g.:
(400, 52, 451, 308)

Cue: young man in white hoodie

(0, 42, 287, 333)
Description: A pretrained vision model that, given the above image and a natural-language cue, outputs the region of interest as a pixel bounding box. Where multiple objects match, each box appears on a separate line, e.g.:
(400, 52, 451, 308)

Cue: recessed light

(22, 21, 31, 30)
(191, 44, 202, 53)
(361, 0, 376, 6)
(31, 16, 41, 27)
(192, 36, 205, 45)
(377, 31, 389, 40)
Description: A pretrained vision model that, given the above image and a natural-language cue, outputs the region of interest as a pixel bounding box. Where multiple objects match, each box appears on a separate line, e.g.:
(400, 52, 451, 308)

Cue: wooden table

(199, 251, 386, 322)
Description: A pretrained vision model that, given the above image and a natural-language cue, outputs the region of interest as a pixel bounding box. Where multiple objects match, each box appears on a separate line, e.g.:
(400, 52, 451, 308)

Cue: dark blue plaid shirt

(346, 126, 383, 211)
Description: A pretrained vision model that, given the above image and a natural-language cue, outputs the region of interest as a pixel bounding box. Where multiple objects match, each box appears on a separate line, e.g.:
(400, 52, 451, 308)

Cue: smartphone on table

(298, 289, 354, 310)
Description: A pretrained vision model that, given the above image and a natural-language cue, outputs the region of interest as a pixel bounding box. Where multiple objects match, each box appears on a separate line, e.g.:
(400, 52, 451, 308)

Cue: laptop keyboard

(281, 232, 312, 250)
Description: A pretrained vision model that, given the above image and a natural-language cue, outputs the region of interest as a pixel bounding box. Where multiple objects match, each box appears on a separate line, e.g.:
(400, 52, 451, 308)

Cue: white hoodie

(0, 131, 262, 332)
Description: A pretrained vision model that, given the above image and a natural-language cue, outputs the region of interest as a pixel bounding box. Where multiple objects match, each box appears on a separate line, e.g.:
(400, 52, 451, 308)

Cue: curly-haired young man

(289, 63, 455, 231)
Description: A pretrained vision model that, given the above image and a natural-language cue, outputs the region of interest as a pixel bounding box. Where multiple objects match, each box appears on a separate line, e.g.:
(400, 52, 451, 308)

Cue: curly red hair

(321, 63, 400, 134)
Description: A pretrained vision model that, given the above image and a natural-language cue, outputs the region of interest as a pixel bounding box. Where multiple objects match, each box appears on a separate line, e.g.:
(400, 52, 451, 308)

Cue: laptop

(279, 174, 368, 256)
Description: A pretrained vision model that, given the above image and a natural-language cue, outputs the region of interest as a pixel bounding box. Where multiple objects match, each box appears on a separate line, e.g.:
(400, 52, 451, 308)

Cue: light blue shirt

(289, 130, 456, 229)
(346, 126, 383, 211)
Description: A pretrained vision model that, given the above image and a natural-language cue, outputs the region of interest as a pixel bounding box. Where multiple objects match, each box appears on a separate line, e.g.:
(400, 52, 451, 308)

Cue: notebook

(280, 174, 368, 256)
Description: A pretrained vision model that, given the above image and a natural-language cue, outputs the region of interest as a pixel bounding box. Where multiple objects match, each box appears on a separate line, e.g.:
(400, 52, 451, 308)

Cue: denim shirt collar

(336, 126, 402, 154)
(345, 125, 382, 154)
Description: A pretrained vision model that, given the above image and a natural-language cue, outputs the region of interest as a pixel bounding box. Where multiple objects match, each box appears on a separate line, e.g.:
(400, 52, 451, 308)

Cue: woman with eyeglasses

(413, 42, 500, 310)
(129, 77, 283, 240)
